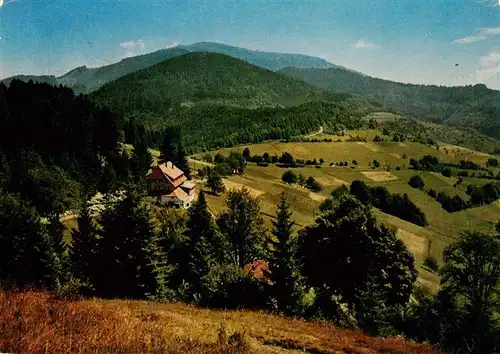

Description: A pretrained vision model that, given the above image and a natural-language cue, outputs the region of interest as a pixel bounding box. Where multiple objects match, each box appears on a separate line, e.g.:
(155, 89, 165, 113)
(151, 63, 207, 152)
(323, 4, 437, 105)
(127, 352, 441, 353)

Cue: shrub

(373, 135, 383, 142)
(409, 175, 425, 189)
(306, 177, 322, 192)
(281, 170, 298, 184)
(441, 168, 452, 178)
(423, 256, 439, 273)
(427, 189, 437, 198)
(487, 158, 499, 167)
(372, 160, 380, 168)
(256, 162, 269, 167)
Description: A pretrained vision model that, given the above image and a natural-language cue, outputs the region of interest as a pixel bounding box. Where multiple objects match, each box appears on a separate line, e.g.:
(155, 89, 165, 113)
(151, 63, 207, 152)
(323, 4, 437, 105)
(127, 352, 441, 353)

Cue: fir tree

(131, 129, 153, 179)
(46, 215, 70, 287)
(183, 191, 220, 299)
(265, 193, 299, 312)
(96, 189, 170, 299)
(0, 192, 61, 289)
(159, 127, 178, 164)
(175, 141, 191, 179)
(70, 206, 99, 287)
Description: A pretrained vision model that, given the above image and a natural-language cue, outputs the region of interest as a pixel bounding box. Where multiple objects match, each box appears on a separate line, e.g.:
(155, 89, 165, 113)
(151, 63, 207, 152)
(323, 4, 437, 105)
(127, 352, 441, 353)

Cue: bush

(427, 189, 437, 198)
(409, 175, 425, 189)
(423, 256, 439, 273)
(306, 177, 322, 192)
(373, 135, 383, 142)
(372, 160, 380, 168)
(281, 170, 298, 184)
(441, 168, 452, 178)
(199, 263, 269, 309)
(256, 162, 269, 167)
(487, 158, 499, 167)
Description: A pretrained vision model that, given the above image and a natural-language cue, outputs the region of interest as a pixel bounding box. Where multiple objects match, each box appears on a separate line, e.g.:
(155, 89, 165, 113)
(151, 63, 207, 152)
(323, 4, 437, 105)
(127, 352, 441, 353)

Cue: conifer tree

(0, 192, 61, 289)
(265, 193, 299, 312)
(175, 141, 191, 179)
(96, 189, 170, 299)
(159, 127, 178, 164)
(70, 206, 99, 287)
(131, 129, 153, 179)
(46, 215, 70, 287)
(183, 191, 220, 299)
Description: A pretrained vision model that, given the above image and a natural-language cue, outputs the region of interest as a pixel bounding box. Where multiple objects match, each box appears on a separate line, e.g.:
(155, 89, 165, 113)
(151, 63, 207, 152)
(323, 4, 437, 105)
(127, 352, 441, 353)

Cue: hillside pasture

(199, 139, 500, 290)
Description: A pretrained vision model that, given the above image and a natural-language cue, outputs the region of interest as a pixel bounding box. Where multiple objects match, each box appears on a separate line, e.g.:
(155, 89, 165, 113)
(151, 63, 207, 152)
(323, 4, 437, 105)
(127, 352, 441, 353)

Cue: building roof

(180, 181, 196, 189)
(159, 162, 184, 180)
(163, 187, 189, 200)
(145, 162, 185, 183)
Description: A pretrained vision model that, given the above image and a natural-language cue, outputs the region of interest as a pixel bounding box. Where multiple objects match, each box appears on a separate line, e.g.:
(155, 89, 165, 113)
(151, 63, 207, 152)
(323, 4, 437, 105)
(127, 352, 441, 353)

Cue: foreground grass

(0, 290, 441, 354)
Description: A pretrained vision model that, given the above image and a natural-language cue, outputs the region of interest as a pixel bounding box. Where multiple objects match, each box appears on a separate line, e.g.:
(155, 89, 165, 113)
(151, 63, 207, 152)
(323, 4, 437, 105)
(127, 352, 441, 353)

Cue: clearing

(361, 171, 398, 182)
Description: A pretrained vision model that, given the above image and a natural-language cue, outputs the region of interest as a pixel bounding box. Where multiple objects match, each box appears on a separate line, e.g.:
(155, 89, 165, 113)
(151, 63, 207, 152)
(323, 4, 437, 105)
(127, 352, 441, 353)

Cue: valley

(186, 131, 499, 292)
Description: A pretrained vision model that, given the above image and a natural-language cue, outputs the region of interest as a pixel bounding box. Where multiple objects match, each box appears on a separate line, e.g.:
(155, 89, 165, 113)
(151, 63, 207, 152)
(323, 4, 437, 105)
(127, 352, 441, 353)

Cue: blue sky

(0, 0, 499, 88)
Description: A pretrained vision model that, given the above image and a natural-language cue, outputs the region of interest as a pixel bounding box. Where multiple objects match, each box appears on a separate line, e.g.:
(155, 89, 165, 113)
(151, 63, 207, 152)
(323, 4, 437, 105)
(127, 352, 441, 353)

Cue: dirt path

(188, 158, 214, 168)
(304, 126, 323, 138)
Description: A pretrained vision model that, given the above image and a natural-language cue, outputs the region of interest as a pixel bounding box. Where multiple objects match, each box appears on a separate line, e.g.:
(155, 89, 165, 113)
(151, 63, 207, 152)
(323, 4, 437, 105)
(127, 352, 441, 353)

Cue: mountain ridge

(1, 42, 344, 94)
(279, 66, 500, 141)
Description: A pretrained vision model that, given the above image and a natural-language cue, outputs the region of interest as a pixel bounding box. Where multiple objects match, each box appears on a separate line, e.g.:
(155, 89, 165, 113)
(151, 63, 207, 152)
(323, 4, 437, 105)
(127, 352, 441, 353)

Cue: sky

(0, 0, 499, 89)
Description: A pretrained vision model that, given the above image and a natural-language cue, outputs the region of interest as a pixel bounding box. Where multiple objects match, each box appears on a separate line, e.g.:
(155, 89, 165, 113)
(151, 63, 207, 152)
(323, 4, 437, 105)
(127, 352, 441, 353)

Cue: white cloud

(475, 51, 500, 88)
(166, 41, 179, 49)
(120, 39, 146, 50)
(453, 35, 488, 44)
(479, 51, 500, 66)
(354, 40, 376, 49)
(454, 27, 500, 44)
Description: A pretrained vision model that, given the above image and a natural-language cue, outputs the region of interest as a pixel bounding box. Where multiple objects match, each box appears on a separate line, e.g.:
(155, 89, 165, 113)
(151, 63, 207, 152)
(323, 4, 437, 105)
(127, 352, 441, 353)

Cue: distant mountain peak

(1, 41, 355, 93)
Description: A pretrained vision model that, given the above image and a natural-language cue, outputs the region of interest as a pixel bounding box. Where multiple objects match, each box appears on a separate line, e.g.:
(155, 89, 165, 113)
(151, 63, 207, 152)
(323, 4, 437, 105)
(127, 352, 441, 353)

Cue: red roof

(163, 187, 189, 200)
(145, 162, 186, 187)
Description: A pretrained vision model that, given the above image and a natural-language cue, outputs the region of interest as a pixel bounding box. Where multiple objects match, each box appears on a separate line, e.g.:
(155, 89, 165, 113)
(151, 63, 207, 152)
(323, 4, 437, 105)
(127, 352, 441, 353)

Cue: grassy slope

(91, 52, 336, 113)
(0, 290, 441, 354)
(196, 137, 499, 290)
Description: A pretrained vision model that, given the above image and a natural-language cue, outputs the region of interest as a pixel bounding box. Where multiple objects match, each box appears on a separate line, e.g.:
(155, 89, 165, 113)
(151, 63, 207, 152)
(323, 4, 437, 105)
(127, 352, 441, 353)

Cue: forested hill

(1, 74, 58, 87)
(144, 100, 372, 152)
(280, 67, 500, 140)
(90, 52, 343, 112)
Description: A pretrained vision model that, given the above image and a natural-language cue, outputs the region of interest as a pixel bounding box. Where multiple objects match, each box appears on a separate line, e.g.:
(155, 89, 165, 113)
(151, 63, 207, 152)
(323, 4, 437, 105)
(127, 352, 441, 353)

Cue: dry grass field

(0, 289, 442, 354)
